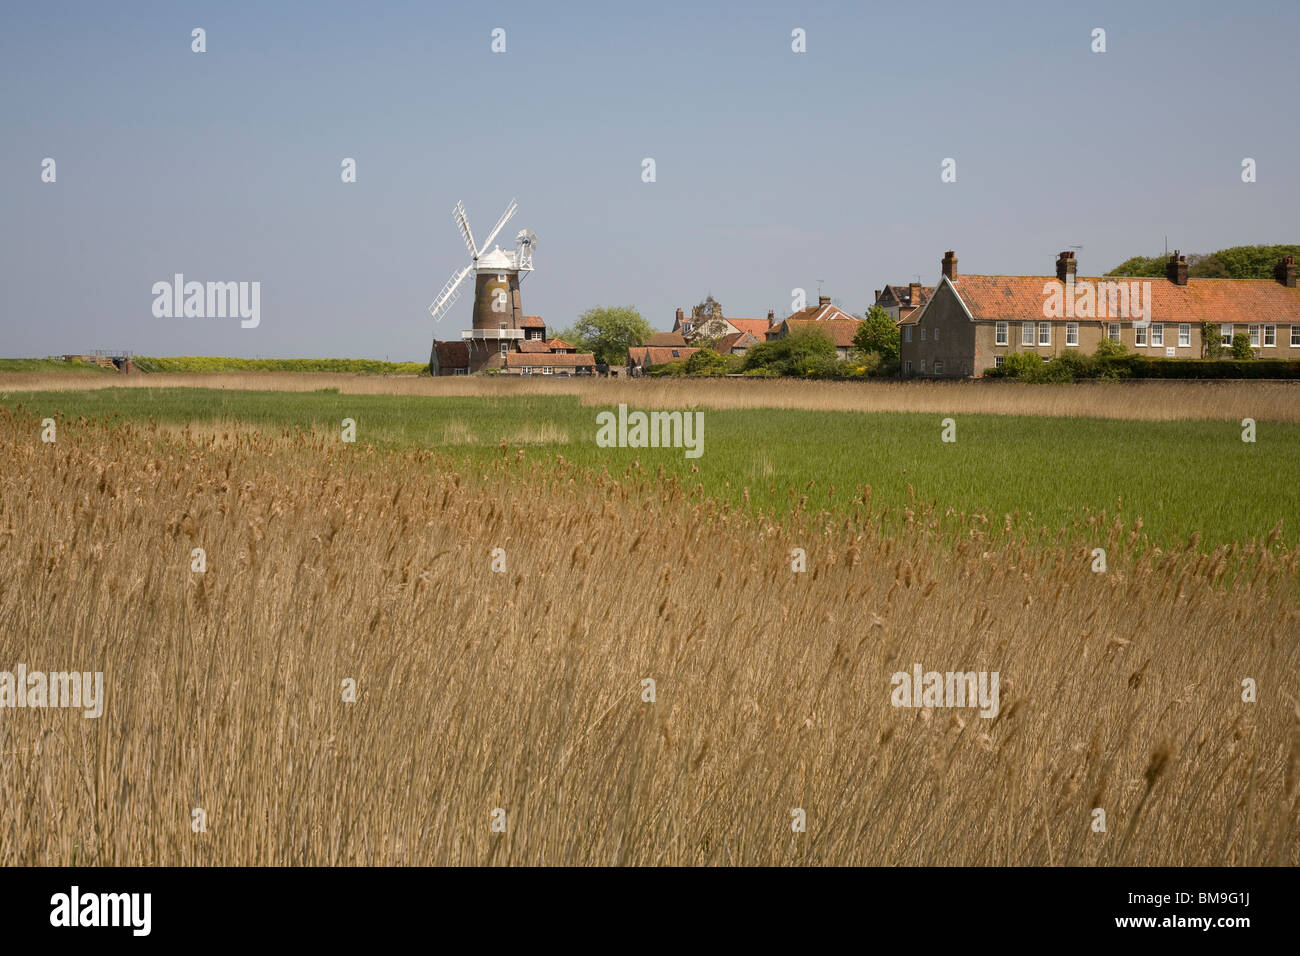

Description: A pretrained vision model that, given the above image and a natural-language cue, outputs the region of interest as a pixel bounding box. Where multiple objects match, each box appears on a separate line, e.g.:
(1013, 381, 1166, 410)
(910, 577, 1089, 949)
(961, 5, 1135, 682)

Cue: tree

(560, 306, 653, 366)
(1201, 323, 1220, 358)
(1094, 336, 1129, 358)
(1230, 332, 1254, 359)
(742, 325, 836, 377)
(852, 306, 901, 365)
(1106, 245, 1300, 279)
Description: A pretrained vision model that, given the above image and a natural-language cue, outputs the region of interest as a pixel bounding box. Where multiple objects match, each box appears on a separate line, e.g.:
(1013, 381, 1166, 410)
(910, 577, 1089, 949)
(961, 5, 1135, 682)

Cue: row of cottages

(430, 316, 596, 375)
(900, 251, 1300, 378)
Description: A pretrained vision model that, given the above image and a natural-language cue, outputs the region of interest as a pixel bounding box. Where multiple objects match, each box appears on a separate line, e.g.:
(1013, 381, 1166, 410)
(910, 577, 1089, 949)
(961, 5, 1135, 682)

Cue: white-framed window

(905, 327, 912, 342)
(452, 367, 467, 376)
(933, 360, 944, 375)
(904, 360, 912, 373)
(1179, 324, 1191, 347)
(520, 366, 532, 376)
(995, 321, 1008, 346)
(1038, 322, 1051, 346)
(1135, 324, 1147, 347)
(920, 329, 927, 342)
(934, 328, 940, 342)
(1263, 325, 1276, 347)
(1249, 325, 1260, 347)
(1107, 323, 1120, 342)
(1291, 325, 1300, 347)
(531, 330, 543, 340)
(1066, 322, 1079, 346)
(499, 342, 509, 355)
(994, 355, 1005, 367)
(1221, 324, 1234, 349)
(542, 366, 553, 375)
(1022, 321, 1034, 345)
(1151, 324, 1164, 347)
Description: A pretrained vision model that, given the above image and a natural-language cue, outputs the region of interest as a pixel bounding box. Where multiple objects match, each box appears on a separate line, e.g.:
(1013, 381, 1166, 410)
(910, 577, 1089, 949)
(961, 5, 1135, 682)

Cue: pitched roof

(768, 318, 861, 348)
(909, 275, 1300, 325)
(784, 303, 860, 323)
(517, 339, 552, 353)
(880, 285, 934, 309)
(627, 346, 700, 367)
(503, 351, 595, 368)
(646, 331, 688, 347)
(714, 331, 756, 354)
(433, 341, 469, 367)
(545, 337, 576, 351)
(725, 317, 773, 338)
(520, 315, 547, 328)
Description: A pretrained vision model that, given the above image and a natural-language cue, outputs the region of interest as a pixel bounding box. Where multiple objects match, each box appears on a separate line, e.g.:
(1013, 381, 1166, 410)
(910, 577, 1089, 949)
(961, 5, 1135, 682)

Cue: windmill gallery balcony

(460, 328, 524, 340)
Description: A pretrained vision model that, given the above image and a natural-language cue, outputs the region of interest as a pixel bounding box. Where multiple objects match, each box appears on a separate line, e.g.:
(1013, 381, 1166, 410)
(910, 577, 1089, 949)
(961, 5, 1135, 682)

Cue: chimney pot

(942, 250, 958, 281)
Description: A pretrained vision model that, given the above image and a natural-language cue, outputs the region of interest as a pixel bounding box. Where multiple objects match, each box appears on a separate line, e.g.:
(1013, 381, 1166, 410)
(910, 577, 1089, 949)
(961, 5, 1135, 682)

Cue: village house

(765, 296, 862, 359)
(670, 299, 774, 344)
(900, 250, 1300, 378)
(875, 283, 933, 322)
(627, 345, 699, 375)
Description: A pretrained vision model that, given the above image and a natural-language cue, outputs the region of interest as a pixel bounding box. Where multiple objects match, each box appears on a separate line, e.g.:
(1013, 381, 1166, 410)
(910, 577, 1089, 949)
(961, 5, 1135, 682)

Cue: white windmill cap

(477, 246, 516, 270)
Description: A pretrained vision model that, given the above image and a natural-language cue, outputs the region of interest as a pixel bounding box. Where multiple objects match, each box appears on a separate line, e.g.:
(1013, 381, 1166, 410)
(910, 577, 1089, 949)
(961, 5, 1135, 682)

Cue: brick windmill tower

(428, 198, 538, 372)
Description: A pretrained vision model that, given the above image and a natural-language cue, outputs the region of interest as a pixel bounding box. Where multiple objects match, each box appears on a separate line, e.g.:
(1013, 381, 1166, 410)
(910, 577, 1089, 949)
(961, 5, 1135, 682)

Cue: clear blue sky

(2, 0, 1297, 359)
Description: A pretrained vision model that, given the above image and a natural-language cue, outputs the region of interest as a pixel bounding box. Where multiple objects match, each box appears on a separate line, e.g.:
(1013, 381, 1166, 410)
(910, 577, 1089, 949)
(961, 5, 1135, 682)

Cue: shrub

(1230, 334, 1254, 360)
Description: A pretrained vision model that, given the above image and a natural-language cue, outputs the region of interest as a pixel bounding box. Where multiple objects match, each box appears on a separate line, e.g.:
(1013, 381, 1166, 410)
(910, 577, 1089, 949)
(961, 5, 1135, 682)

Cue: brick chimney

(942, 250, 958, 281)
(1166, 251, 1188, 286)
(908, 281, 922, 304)
(675, 307, 684, 322)
(1275, 255, 1296, 288)
(1055, 250, 1077, 282)
(818, 295, 831, 307)
(767, 309, 775, 327)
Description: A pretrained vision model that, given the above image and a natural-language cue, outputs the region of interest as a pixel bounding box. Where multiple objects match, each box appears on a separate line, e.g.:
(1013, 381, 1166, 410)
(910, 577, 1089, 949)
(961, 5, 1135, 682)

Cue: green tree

(1106, 244, 1300, 279)
(560, 306, 652, 366)
(742, 325, 836, 377)
(852, 306, 901, 365)
(1201, 322, 1223, 358)
(1230, 333, 1254, 359)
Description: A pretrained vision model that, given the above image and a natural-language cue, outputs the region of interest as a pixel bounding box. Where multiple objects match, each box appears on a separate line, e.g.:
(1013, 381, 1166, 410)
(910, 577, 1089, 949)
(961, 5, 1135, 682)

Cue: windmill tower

(428, 198, 538, 372)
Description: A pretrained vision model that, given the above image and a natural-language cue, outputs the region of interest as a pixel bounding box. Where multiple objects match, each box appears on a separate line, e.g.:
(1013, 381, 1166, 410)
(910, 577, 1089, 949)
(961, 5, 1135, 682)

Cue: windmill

(428, 198, 538, 371)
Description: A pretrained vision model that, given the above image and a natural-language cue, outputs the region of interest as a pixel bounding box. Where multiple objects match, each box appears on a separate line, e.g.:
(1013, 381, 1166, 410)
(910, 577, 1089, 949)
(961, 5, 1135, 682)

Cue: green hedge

(986, 355, 1300, 382)
(133, 356, 428, 375)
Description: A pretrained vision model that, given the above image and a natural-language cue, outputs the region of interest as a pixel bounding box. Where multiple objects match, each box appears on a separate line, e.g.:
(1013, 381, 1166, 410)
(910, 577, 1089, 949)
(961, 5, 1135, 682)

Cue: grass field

(0, 401, 1295, 866)
(3, 383, 1297, 550)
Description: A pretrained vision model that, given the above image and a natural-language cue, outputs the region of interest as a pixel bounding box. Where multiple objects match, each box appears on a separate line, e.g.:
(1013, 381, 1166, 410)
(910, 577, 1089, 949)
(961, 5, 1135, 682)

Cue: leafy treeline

(134, 357, 427, 374)
(1106, 244, 1300, 278)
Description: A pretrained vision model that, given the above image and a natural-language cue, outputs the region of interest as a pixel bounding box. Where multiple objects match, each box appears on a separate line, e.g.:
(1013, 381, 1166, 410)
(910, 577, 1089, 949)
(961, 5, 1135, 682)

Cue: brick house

(900, 250, 1300, 377)
(765, 296, 862, 359)
(627, 345, 700, 375)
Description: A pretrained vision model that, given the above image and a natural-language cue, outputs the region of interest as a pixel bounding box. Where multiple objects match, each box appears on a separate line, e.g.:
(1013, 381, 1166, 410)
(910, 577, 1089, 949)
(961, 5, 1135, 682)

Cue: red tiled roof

(433, 341, 469, 367)
(713, 331, 748, 354)
(627, 346, 700, 367)
(517, 339, 552, 353)
(503, 352, 595, 368)
(646, 331, 688, 347)
(520, 315, 547, 328)
(767, 318, 861, 348)
(785, 303, 859, 323)
(545, 337, 576, 350)
(725, 318, 772, 338)
(912, 275, 1300, 325)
